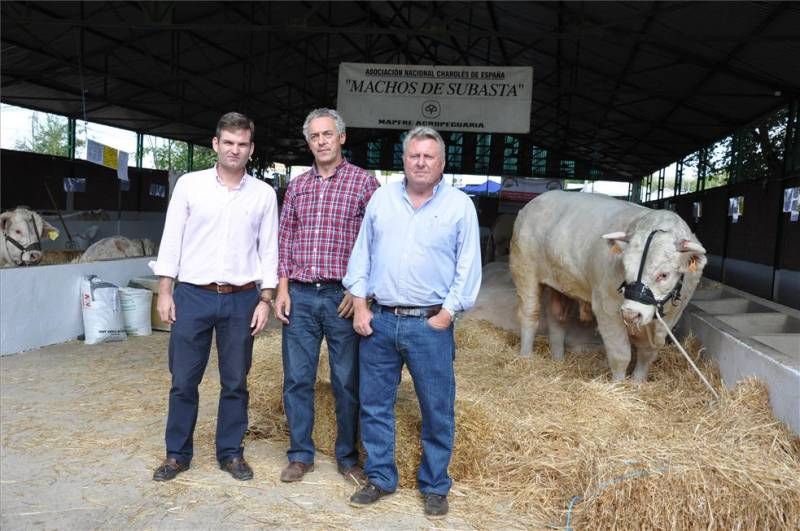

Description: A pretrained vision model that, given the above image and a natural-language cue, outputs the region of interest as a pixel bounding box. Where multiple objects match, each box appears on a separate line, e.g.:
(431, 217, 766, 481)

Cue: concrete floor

(0, 335, 472, 530)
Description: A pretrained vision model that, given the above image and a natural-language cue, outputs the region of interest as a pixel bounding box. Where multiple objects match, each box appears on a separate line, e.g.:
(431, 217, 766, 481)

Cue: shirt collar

(401, 176, 446, 206)
(214, 164, 249, 190)
(312, 158, 348, 180)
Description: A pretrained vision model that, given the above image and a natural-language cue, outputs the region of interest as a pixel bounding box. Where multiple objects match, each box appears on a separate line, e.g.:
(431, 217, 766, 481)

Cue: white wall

(1, 258, 153, 355)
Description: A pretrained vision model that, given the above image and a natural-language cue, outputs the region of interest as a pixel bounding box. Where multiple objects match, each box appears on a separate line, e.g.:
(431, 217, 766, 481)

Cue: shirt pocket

(420, 216, 454, 252)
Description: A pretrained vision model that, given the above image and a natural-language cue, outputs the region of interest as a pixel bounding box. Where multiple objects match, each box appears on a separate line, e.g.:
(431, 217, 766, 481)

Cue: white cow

(77, 236, 156, 263)
(510, 191, 706, 381)
(0, 207, 60, 266)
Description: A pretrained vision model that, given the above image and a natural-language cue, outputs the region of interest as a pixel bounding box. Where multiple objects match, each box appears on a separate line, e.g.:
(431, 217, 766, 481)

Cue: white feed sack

(119, 287, 153, 336)
(80, 275, 127, 344)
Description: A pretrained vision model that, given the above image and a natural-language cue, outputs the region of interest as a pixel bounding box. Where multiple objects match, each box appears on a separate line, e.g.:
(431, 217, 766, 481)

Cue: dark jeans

(164, 282, 258, 464)
(359, 305, 456, 495)
(282, 282, 360, 468)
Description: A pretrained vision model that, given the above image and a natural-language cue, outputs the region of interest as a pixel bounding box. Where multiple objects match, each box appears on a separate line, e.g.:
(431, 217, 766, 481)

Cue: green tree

(146, 139, 217, 172)
(14, 112, 83, 156)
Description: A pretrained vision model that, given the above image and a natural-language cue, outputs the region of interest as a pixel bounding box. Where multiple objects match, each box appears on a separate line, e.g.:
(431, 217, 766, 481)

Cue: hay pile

(40, 249, 84, 265)
(247, 320, 800, 529)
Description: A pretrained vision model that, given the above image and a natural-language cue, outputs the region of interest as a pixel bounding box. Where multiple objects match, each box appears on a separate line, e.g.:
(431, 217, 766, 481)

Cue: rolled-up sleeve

(442, 197, 482, 313)
(258, 188, 280, 288)
(152, 177, 188, 279)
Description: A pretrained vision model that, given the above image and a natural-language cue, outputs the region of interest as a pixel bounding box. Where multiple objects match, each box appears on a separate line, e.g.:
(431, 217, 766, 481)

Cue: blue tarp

(460, 180, 501, 194)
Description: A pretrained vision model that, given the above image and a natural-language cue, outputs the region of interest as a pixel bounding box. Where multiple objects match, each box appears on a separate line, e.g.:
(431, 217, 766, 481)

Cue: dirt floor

(0, 330, 480, 531)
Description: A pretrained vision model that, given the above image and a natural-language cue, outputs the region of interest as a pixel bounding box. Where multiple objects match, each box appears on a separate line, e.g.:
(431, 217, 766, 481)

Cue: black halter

(4, 214, 42, 265)
(617, 229, 684, 316)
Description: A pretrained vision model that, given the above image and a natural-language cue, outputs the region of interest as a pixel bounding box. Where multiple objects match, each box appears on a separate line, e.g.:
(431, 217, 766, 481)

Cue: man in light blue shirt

(343, 126, 482, 520)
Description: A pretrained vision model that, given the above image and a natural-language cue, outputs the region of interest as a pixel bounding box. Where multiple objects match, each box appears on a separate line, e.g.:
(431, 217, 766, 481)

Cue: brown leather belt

(195, 281, 257, 294)
(374, 304, 442, 318)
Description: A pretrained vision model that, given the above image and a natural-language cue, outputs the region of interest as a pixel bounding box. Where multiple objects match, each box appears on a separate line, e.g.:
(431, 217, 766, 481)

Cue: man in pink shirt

(151, 112, 279, 482)
(274, 108, 379, 484)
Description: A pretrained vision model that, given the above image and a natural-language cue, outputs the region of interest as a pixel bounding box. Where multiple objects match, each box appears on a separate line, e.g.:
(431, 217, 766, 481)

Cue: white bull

(77, 236, 156, 263)
(0, 207, 60, 266)
(510, 191, 706, 381)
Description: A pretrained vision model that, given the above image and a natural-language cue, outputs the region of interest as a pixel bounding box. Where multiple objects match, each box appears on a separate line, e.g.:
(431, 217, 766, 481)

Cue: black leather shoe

(349, 482, 391, 507)
(424, 493, 448, 519)
(220, 456, 253, 481)
(153, 457, 189, 482)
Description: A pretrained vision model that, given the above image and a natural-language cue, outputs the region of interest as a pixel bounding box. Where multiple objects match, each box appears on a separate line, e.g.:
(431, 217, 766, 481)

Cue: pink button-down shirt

(152, 166, 279, 288)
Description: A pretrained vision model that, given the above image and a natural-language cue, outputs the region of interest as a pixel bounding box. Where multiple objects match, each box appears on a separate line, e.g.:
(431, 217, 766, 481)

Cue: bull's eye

(14, 230, 22, 235)
(656, 272, 670, 282)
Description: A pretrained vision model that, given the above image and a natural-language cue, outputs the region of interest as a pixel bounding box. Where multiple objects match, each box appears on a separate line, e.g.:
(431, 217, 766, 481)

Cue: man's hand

(157, 292, 176, 324)
(426, 309, 452, 330)
(273, 280, 291, 325)
(250, 301, 270, 336)
(352, 297, 373, 336)
(157, 276, 176, 324)
(337, 290, 355, 319)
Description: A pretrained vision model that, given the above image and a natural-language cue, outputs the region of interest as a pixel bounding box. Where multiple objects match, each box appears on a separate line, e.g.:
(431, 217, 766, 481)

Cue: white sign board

(337, 63, 533, 133)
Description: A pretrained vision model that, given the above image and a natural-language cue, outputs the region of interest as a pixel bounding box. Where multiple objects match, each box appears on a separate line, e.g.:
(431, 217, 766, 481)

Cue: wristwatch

(259, 295, 273, 305)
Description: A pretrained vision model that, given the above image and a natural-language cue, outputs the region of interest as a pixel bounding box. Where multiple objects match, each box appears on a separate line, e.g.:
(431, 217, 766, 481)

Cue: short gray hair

(402, 126, 446, 160)
(302, 108, 346, 141)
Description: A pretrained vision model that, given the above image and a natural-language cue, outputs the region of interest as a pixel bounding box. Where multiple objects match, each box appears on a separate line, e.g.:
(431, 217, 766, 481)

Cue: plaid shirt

(278, 159, 379, 282)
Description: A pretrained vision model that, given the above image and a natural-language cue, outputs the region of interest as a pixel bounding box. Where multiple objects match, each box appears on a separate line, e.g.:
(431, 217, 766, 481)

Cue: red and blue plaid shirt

(278, 159, 380, 282)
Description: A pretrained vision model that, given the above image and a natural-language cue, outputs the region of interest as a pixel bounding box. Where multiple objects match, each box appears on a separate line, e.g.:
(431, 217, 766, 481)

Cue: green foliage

(145, 140, 218, 172)
(14, 113, 83, 156)
(192, 146, 217, 170)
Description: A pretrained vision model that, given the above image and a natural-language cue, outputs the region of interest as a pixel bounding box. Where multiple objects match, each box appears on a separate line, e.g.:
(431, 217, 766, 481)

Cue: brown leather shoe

(220, 456, 253, 481)
(152, 457, 189, 482)
(280, 461, 314, 482)
(337, 463, 367, 485)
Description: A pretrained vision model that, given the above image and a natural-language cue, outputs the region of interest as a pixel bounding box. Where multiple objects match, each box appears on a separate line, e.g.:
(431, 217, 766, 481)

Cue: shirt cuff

(151, 261, 178, 278)
(344, 279, 368, 299)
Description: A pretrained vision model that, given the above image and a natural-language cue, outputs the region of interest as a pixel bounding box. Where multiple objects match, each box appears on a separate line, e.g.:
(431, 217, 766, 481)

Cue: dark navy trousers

(164, 282, 259, 465)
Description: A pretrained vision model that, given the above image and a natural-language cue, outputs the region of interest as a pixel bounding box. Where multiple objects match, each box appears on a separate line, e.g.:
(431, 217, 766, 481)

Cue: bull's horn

(677, 239, 706, 254)
(601, 231, 628, 241)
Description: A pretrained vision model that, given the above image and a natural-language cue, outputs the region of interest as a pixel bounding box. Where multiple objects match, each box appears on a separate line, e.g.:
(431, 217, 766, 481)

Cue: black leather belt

(291, 280, 341, 288)
(195, 281, 256, 294)
(374, 303, 442, 318)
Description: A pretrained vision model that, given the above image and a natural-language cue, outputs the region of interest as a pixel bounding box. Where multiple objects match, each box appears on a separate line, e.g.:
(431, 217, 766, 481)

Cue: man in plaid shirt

(274, 108, 380, 484)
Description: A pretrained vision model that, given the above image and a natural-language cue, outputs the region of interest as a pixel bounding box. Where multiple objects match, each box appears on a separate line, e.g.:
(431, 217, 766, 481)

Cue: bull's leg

(592, 299, 632, 381)
(632, 347, 658, 382)
(511, 274, 542, 358)
(517, 285, 543, 357)
(546, 304, 568, 361)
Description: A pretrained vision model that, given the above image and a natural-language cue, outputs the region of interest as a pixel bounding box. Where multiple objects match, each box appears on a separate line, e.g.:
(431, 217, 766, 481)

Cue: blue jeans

(359, 306, 456, 495)
(282, 282, 360, 468)
(165, 282, 258, 464)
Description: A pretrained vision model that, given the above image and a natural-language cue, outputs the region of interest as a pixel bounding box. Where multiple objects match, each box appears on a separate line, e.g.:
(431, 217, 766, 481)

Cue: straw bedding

(247, 319, 800, 529)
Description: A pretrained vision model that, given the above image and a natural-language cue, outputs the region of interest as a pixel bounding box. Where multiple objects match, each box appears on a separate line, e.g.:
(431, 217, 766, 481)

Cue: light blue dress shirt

(343, 179, 482, 313)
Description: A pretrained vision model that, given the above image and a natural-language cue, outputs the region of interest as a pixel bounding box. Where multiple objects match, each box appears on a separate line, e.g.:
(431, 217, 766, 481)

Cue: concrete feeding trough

(678, 278, 800, 434)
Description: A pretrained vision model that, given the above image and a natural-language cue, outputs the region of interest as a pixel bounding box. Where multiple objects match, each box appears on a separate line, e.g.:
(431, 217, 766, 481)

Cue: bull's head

(1, 208, 60, 266)
(602, 230, 706, 326)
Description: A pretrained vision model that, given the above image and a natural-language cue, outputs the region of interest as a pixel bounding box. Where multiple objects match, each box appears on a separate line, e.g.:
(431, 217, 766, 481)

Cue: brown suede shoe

(280, 461, 314, 482)
(152, 457, 189, 482)
(337, 463, 367, 486)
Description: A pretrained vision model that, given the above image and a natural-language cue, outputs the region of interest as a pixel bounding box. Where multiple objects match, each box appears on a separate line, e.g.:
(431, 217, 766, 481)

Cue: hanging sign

(337, 63, 533, 133)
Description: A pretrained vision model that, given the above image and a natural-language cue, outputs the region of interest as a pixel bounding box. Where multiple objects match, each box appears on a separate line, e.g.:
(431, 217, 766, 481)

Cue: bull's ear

(602, 231, 629, 254)
(676, 239, 707, 272)
(0, 212, 13, 233)
(40, 219, 60, 240)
